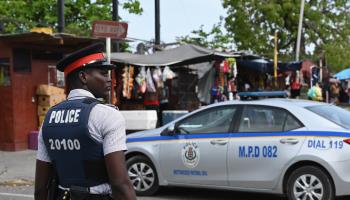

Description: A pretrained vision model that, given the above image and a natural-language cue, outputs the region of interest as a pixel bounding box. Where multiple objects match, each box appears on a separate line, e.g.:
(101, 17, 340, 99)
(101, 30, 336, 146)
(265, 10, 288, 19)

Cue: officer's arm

(105, 151, 136, 200)
(34, 160, 53, 200)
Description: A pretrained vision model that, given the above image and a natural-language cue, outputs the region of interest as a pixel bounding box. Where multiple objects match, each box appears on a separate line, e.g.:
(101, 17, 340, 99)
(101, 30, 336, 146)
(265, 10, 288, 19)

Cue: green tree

(178, 19, 233, 50)
(0, 0, 142, 36)
(180, 0, 350, 71)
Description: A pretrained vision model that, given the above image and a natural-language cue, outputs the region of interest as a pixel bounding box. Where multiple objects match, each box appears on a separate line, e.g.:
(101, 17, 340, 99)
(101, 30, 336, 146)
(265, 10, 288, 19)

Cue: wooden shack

(0, 32, 102, 151)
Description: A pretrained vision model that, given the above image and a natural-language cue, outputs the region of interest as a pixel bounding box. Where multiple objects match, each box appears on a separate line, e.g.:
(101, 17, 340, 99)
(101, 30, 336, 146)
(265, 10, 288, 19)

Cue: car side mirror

(161, 123, 176, 136)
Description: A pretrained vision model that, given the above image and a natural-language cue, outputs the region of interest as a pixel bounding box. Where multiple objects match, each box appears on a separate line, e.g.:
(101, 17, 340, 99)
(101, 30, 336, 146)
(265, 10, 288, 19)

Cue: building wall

(12, 59, 56, 151)
(0, 43, 15, 151)
(0, 42, 56, 151)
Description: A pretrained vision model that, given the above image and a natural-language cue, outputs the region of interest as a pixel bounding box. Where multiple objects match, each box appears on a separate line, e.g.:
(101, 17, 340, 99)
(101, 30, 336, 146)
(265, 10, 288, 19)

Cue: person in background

(329, 82, 340, 104)
(290, 77, 302, 99)
(308, 82, 323, 102)
(34, 43, 136, 200)
(144, 89, 161, 126)
(347, 86, 350, 105)
(339, 81, 349, 104)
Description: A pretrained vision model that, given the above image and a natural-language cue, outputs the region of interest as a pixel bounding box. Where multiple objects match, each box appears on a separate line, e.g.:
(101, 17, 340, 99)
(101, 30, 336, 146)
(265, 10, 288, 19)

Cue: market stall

(110, 44, 238, 127)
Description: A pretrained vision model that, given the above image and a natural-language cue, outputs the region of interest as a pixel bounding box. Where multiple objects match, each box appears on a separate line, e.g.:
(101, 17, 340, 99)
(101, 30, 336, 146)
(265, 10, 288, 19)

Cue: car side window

(238, 106, 287, 132)
(176, 106, 237, 134)
(284, 114, 303, 131)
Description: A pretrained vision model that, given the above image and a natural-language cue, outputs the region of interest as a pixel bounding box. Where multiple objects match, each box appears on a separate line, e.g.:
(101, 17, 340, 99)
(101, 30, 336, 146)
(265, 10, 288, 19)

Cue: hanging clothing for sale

(135, 66, 147, 93)
(220, 60, 230, 73)
(227, 58, 237, 78)
(122, 65, 134, 99)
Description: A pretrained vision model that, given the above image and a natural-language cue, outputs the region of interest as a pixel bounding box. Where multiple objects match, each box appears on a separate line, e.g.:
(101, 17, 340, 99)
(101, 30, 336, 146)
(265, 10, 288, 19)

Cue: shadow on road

(143, 187, 350, 200)
(149, 187, 286, 200)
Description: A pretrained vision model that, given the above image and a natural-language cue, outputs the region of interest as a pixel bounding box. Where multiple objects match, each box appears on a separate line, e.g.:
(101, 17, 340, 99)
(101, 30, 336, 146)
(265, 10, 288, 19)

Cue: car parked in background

(125, 99, 350, 200)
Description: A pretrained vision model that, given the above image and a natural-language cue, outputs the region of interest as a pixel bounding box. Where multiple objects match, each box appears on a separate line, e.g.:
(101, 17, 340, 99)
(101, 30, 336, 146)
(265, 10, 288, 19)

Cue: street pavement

(0, 150, 349, 200)
(0, 150, 35, 200)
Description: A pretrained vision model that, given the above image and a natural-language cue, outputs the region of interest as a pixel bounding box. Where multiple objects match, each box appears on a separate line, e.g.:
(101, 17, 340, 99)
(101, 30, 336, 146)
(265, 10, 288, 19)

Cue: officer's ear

(78, 70, 88, 85)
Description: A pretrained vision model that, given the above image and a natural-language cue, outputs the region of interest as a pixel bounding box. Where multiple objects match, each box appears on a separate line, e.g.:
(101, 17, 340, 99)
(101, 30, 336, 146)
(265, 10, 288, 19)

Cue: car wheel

(126, 155, 159, 196)
(286, 166, 335, 200)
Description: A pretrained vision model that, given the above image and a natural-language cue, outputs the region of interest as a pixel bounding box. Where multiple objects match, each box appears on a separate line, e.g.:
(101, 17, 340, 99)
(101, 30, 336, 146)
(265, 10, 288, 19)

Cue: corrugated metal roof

(0, 32, 98, 46)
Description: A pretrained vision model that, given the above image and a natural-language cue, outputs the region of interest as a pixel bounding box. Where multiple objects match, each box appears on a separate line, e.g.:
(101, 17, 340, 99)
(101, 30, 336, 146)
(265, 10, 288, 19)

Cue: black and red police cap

(56, 42, 115, 76)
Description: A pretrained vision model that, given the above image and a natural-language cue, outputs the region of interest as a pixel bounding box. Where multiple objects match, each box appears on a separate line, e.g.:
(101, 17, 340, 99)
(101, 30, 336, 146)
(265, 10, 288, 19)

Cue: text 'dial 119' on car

(125, 99, 350, 200)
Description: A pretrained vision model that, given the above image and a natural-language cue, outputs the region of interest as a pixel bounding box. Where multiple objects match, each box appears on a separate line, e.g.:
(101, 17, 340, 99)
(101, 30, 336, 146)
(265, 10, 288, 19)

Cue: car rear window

(306, 105, 350, 129)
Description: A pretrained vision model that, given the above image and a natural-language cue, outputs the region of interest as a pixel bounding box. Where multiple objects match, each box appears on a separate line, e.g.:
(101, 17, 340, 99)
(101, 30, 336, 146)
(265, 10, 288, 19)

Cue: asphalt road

(1, 185, 350, 200)
(138, 187, 286, 200)
(0, 185, 284, 200)
(1, 151, 350, 200)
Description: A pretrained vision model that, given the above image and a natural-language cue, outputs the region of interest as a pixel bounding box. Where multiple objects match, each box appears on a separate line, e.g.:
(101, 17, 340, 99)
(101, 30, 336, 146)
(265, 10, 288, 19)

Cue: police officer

(34, 43, 136, 200)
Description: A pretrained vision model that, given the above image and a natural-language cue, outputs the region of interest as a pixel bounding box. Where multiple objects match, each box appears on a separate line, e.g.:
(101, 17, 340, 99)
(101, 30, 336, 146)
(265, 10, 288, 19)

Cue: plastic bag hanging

(146, 68, 156, 92)
(153, 66, 164, 88)
(162, 66, 176, 82)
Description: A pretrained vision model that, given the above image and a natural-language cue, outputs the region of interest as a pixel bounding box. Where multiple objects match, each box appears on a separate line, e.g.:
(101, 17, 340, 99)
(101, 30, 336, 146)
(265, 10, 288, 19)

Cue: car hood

(127, 127, 165, 138)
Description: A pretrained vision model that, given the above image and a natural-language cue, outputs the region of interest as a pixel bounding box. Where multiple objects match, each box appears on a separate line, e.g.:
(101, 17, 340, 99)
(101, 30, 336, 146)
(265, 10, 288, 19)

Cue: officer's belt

(57, 187, 112, 200)
(58, 185, 107, 195)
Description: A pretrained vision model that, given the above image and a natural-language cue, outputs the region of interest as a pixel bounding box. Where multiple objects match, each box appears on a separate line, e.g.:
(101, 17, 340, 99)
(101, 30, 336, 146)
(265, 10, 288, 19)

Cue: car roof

(205, 98, 327, 109)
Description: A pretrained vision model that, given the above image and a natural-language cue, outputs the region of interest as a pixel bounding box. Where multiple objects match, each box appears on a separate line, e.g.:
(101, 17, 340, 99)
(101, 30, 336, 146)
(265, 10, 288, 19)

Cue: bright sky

(119, 0, 226, 49)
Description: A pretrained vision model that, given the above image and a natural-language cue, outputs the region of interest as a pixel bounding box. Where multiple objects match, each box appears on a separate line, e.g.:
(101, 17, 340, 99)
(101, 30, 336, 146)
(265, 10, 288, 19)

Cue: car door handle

(280, 138, 299, 145)
(210, 140, 228, 145)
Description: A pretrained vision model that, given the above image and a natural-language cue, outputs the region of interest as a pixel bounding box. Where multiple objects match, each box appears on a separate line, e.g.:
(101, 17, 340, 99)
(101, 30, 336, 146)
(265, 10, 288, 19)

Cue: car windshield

(306, 105, 350, 129)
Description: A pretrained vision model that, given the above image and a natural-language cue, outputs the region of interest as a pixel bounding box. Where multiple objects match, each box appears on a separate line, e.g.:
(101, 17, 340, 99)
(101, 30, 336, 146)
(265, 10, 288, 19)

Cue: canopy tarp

(110, 44, 238, 66)
(335, 68, 350, 80)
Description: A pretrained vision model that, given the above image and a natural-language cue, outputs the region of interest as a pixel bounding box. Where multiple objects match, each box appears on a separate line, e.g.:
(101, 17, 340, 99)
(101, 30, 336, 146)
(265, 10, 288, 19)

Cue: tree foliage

(0, 0, 143, 36)
(180, 0, 350, 72)
(178, 19, 233, 50)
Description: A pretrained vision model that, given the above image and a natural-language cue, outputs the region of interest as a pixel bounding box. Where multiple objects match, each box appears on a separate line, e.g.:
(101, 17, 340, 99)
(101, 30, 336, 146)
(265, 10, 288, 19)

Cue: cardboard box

(37, 105, 50, 116)
(36, 84, 65, 95)
(38, 115, 46, 127)
(38, 94, 66, 106)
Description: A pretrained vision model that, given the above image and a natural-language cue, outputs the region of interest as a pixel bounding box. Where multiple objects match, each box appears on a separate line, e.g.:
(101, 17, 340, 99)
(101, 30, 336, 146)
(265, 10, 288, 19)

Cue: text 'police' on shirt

(49, 109, 81, 124)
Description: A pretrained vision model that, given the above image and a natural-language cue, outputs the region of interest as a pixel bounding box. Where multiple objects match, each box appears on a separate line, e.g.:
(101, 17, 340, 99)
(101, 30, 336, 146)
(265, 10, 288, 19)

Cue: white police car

(125, 99, 350, 200)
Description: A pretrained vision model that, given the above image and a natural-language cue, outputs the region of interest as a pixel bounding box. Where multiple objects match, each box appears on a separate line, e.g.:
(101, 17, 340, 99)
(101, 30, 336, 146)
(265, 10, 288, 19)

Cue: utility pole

(57, 0, 65, 33)
(112, 0, 119, 21)
(295, 0, 305, 61)
(112, 0, 120, 52)
(274, 31, 278, 87)
(155, 0, 160, 50)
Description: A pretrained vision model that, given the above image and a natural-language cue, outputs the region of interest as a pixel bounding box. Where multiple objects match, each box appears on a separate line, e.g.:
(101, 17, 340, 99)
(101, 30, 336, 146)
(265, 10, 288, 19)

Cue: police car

(125, 99, 350, 200)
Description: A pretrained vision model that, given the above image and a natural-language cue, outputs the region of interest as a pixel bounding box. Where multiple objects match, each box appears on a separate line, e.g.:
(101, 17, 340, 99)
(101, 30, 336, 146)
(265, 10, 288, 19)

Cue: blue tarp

(236, 59, 302, 73)
(335, 68, 350, 80)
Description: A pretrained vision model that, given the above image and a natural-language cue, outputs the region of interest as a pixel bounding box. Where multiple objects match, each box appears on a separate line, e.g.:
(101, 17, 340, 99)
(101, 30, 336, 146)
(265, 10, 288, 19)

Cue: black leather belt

(57, 188, 113, 200)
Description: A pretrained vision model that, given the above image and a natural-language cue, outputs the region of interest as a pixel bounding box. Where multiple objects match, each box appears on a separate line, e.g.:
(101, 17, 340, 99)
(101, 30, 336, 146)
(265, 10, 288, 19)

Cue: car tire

(286, 166, 335, 200)
(126, 155, 159, 196)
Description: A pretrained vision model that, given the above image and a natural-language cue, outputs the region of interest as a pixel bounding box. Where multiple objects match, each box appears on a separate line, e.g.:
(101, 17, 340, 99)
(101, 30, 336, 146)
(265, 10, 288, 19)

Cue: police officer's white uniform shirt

(37, 89, 127, 194)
